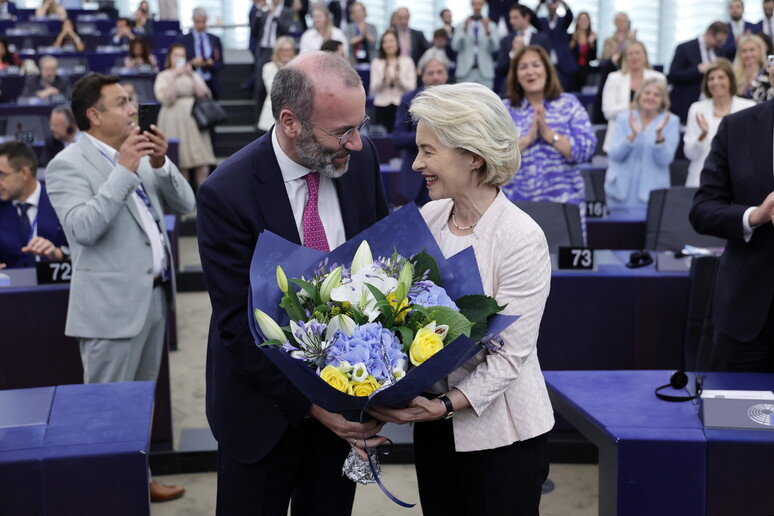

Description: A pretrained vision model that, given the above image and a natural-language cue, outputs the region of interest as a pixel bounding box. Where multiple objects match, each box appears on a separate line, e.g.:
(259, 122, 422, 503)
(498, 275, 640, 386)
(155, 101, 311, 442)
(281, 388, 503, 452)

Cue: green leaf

(258, 338, 284, 348)
(456, 295, 507, 343)
(394, 325, 414, 352)
(411, 250, 442, 286)
(289, 278, 322, 305)
(427, 306, 474, 343)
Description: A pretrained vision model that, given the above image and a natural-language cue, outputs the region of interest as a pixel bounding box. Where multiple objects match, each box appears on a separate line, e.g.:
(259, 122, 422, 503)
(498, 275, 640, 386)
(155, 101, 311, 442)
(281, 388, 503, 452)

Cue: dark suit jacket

(39, 135, 65, 168)
(0, 183, 67, 268)
(250, 4, 294, 53)
(20, 75, 70, 99)
(177, 31, 224, 98)
(689, 100, 774, 342)
(328, 0, 354, 29)
(487, 0, 513, 27)
(0, 1, 18, 18)
(396, 27, 430, 65)
(667, 38, 706, 123)
(722, 20, 757, 58)
(536, 8, 577, 76)
(197, 129, 389, 464)
(496, 30, 552, 77)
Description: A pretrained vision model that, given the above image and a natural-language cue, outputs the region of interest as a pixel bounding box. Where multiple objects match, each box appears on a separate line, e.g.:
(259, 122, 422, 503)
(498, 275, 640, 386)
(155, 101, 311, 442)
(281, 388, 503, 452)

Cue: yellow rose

(321, 365, 354, 395)
(352, 375, 381, 397)
(409, 325, 444, 366)
(386, 292, 409, 324)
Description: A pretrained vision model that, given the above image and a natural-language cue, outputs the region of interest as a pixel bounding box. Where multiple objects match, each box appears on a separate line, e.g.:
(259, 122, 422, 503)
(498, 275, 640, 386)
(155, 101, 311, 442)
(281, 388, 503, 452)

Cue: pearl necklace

(451, 208, 478, 230)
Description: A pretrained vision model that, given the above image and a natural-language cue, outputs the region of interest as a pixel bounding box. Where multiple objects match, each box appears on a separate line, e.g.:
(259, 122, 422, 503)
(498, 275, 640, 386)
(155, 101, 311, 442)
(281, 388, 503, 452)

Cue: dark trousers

(712, 300, 774, 372)
(374, 104, 398, 133)
(216, 418, 355, 516)
(413, 418, 549, 516)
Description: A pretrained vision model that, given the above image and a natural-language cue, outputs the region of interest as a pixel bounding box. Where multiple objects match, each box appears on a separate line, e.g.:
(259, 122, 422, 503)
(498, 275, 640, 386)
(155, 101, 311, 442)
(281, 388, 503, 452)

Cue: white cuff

(742, 206, 756, 242)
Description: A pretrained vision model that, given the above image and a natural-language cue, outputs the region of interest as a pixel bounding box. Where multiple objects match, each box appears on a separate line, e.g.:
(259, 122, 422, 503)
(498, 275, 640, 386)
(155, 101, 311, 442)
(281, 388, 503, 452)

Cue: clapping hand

(654, 112, 670, 143)
(696, 112, 709, 139)
(627, 109, 640, 141)
(535, 105, 555, 143)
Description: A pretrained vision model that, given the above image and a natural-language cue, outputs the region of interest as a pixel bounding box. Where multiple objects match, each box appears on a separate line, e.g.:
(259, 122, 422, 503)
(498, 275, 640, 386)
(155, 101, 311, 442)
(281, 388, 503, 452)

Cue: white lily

(254, 309, 287, 342)
(351, 362, 369, 382)
(330, 263, 398, 322)
(319, 265, 343, 303)
(276, 265, 288, 293)
(325, 314, 357, 340)
(350, 240, 373, 275)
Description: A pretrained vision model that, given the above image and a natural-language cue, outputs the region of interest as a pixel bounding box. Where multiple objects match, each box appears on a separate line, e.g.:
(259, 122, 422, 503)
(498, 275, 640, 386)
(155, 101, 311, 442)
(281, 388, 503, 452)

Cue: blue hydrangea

(408, 280, 459, 311)
(327, 322, 406, 383)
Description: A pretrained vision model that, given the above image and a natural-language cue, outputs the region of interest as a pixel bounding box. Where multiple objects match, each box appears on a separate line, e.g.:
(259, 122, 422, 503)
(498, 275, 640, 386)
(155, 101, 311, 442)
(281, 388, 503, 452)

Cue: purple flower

(327, 322, 407, 383)
(408, 280, 459, 311)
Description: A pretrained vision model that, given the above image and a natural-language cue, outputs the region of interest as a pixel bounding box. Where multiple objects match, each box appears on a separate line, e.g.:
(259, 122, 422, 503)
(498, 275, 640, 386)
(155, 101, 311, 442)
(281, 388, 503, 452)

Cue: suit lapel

(252, 132, 302, 244)
(334, 175, 358, 240)
(749, 101, 774, 194)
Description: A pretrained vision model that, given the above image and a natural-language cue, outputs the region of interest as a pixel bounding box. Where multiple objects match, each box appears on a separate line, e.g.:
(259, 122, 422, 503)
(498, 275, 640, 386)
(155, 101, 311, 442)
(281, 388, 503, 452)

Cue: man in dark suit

(689, 99, 774, 373)
(496, 4, 551, 93)
(21, 56, 70, 101)
(0, 141, 67, 269)
(252, 0, 294, 121)
(392, 7, 430, 65)
(109, 17, 136, 46)
(177, 8, 224, 99)
(0, 0, 18, 19)
(393, 48, 449, 206)
(667, 21, 729, 123)
(40, 106, 79, 167)
(723, 0, 757, 57)
(535, 0, 577, 92)
(754, 0, 774, 43)
(328, 0, 354, 29)
(197, 51, 388, 515)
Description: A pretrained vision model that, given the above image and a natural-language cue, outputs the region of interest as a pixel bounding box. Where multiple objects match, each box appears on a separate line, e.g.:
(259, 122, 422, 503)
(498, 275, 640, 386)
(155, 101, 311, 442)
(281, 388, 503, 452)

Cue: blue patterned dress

(503, 93, 597, 204)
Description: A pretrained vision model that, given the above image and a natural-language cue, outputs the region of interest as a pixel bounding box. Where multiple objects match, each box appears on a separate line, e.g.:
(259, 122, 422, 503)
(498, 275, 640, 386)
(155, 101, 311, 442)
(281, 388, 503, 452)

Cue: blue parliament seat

(545, 370, 774, 516)
(0, 382, 155, 516)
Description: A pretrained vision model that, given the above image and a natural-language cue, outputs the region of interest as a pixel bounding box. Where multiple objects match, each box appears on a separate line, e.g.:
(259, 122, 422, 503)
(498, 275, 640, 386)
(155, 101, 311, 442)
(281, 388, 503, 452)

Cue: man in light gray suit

(451, 0, 499, 89)
(46, 73, 195, 502)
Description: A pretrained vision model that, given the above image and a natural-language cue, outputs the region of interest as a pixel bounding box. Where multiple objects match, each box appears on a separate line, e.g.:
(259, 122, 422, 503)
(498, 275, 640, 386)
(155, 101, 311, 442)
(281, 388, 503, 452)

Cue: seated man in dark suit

(0, 141, 67, 269)
(40, 106, 79, 167)
(21, 55, 70, 101)
(393, 47, 450, 206)
(496, 4, 551, 94)
(668, 21, 729, 123)
(177, 7, 224, 99)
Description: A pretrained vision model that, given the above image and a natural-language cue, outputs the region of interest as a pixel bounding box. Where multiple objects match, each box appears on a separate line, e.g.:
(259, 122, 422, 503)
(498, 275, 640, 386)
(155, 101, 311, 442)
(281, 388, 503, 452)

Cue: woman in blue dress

(604, 78, 679, 209)
(502, 45, 597, 205)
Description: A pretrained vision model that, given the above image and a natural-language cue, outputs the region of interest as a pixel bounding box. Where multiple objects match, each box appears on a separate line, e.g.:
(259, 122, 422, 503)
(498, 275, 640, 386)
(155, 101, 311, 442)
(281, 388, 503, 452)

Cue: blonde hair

(409, 83, 521, 187)
(272, 36, 296, 63)
(633, 77, 670, 113)
(733, 34, 766, 89)
(620, 40, 652, 75)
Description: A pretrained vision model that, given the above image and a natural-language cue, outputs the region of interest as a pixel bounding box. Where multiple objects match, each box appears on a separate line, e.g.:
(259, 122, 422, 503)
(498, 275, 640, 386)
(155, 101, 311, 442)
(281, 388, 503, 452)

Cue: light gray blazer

(46, 135, 196, 339)
(451, 19, 500, 80)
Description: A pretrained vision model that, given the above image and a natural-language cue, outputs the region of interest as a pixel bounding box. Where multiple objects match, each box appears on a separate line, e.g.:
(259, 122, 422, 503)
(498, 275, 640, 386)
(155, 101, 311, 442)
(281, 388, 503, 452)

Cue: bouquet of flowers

(248, 204, 518, 486)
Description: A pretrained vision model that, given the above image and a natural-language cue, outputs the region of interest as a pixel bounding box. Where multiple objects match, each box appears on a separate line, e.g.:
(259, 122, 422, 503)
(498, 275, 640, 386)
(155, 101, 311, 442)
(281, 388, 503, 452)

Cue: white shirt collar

(16, 180, 41, 207)
(82, 131, 119, 165)
(271, 126, 313, 182)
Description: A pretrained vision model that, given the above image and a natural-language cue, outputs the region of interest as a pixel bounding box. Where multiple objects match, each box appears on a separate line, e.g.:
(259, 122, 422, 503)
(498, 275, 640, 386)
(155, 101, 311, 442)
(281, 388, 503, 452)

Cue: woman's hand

(536, 105, 554, 143)
(654, 112, 670, 143)
(696, 112, 709, 140)
(519, 110, 540, 150)
(367, 396, 446, 425)
(627, 109, 640, 142)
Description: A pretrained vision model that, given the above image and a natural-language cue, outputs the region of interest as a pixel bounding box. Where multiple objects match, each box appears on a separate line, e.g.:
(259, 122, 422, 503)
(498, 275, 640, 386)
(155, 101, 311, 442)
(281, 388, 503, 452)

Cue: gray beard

(295, 127, 350, 179)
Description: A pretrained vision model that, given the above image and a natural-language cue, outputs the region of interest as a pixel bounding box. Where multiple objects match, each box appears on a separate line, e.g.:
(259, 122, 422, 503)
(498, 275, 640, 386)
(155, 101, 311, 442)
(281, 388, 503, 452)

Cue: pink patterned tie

(302, 172, 330, 252)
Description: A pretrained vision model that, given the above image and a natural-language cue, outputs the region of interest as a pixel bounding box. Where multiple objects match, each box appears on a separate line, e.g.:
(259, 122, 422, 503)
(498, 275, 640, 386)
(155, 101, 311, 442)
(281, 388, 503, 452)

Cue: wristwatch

(551, 132, 560, 145)
(438, 394, 455, 419)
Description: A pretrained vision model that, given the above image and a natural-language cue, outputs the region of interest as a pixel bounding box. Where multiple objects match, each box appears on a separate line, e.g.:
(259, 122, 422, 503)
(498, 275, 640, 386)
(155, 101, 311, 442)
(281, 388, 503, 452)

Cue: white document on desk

(701, 390, 774, 400)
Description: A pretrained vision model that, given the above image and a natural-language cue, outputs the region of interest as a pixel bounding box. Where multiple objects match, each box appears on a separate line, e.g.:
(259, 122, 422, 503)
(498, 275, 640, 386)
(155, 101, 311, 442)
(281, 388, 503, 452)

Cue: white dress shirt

(270, 127, 346, 249)
(82, 132, 167, 276)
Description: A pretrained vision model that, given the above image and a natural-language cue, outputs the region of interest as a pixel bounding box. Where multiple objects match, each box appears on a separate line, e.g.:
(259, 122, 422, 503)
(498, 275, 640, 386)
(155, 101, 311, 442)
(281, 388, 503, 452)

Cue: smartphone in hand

(138, 102, 161, 134)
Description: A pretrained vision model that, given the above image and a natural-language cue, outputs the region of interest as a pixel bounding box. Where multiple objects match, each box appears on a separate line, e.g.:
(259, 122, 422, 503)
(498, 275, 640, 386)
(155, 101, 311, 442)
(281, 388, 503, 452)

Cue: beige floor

(151, 237, 599, 515)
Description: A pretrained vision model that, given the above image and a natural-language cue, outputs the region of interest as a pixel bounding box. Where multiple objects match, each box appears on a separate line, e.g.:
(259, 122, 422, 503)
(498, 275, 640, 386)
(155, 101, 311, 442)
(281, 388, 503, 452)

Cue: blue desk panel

(586, 207, 647, 250)
(546, 370, 774, 516)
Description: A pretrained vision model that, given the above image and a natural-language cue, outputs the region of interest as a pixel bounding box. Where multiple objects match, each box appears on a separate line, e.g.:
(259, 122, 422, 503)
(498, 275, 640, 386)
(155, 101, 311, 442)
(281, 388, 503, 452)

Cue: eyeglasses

(297, 114, 370, 146)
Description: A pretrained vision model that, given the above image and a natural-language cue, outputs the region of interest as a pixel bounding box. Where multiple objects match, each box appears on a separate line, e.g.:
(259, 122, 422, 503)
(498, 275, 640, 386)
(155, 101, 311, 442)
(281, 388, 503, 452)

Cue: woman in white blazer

(369, 29, 416, 132)
(684, 58, 755, 186)
(601, 40, 665, 152)
(368, 83, 554, 516)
